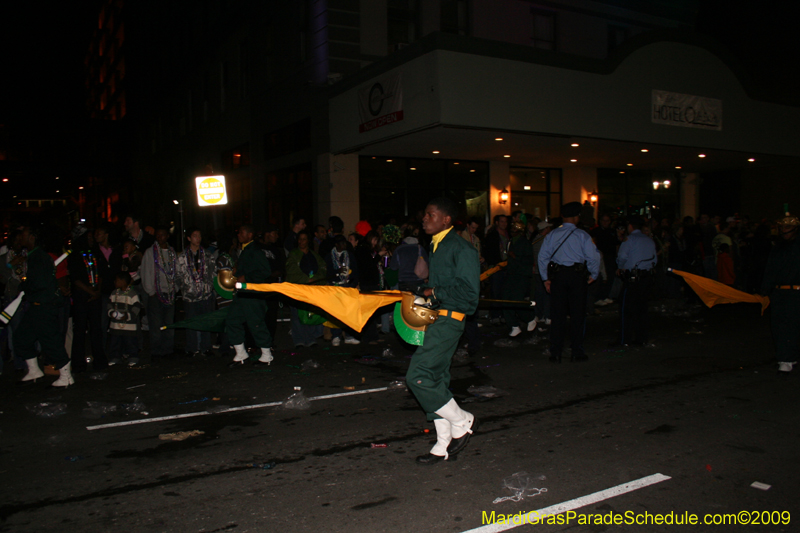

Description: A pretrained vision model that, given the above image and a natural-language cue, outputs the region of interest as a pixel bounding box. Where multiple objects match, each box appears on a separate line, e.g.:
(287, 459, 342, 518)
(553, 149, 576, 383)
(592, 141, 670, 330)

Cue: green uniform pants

(225, 296, 272, 348)
(406, 315, 465, 420)
(770, 290, 800, 362)
(503, 274, 534, 327)
(14, 302, 69, 368)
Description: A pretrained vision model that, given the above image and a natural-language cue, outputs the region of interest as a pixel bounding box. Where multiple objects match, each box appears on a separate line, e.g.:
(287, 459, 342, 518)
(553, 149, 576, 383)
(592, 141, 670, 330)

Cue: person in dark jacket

(325, 235, 360, 346)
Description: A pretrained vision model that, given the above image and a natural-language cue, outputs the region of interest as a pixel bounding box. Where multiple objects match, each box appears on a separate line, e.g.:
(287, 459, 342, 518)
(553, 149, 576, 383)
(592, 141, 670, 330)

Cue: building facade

(122, 0, 800, 235)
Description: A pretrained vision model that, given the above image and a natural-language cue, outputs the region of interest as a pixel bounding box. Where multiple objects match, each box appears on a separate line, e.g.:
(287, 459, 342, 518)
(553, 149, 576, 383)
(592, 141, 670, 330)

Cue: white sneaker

(544, 318, 551, 326)
(603, 298, 614, 305)
(778, 361, 797, 372)
(331, 337, 341, 347)
(526, 318, 538, 332)
(344, 337, 360, 345)
(258, 348, 274, 364)
(594, 299, 608, 307)
(509, 326, 522, 337)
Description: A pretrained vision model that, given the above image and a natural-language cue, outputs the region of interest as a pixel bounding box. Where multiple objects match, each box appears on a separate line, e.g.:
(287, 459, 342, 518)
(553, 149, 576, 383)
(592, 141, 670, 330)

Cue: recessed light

(523, 186, 531, 190)
(571, 143, 579, 147)
(79, 186, 84, 190)
(620, 171, 625, 174)
(698, 154, 706, 158)
(469, 169, 475, 173)
(386, 159, 392, 162)
(432, 150, 440, 154)
(56, 190, 60, 193)
(627, 163, 633, 166)
(748, 158, 755, 162)
(641, 149, 649, 153)
(55, 177, 60, 180)
(1, 178, 8, 182)
(453, 162, 459, 165)
(570, 159, 577, 162)
(410, 167, 416, 171)
(503, 155, 511, 158)
(495, 138, 503, 141)
(675, 166, 682, 169)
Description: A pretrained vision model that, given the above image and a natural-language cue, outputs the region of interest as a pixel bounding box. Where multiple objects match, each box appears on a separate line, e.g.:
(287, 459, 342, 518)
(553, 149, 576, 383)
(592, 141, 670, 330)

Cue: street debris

(467, 385, 508, 398)
(65, 456, 84, 461)
(249, 462, 276, 470)
(301, 359, 320, 371)
(493, 472, 548, 504)
(158, 430, 205, 441)
(750, 481, 771, 491)
(493, 338, 520, 348)
(282, 387, 311, 410)
(26, 402, 68, 418)
(178, 397, 210, 405)
(126, 384, 146, 390)
(387, 380, 406, 390)
(382, 348, 395, 358)
(370, 443, 388, 448)
(81, 402, 117, 418)
(88, 372, 109, 381)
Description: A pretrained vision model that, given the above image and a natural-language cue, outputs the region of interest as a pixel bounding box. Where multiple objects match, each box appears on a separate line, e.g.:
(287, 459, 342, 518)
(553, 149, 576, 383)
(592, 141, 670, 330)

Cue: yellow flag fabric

(670, 269, 770, 314)
(480, 261, 507, 281)
(240, 283, 402, 332)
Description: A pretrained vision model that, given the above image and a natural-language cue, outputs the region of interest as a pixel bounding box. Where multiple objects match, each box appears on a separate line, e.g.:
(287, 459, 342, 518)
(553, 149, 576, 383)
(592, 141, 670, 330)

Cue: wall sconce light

(652, 181, 660, 190)
(499, 188, 509, 204)
(589, 191, 598, 206)
(652, 180, 671, 190)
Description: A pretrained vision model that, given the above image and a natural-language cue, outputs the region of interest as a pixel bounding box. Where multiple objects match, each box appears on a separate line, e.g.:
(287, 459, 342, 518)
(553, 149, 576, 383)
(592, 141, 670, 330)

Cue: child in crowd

(120, 239, 143, 283)
(716, 242, 735, 287)
(108, 272, 143, 366)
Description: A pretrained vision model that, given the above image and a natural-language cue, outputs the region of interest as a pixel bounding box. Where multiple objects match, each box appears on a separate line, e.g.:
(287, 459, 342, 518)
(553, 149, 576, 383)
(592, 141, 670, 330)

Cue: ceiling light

(79, 186, 84, 190)
(432, 150, 440, 154)
(748, 158, 755, 162)
(410, 167, 417, 171)
(495, 138, 503, 141)
(55, 176, 60, 180)
(523, 186, 531, 190)
(641, 149, 649, 153)
(571, 143, 579, 147)
(56, 190, 60, 193)
(620, 171, 625, 174)
(675, 166, 682, 169)
(503, 155, 511, 158)
(2, 178, 8, 182)
(570, 159, 577, 162)
(453, 162, 459, 165)
(627, 163, 633, 166)
(469, 170, 475, 173)
(386, 159, 392, 162)
(698, 154, 706, 158)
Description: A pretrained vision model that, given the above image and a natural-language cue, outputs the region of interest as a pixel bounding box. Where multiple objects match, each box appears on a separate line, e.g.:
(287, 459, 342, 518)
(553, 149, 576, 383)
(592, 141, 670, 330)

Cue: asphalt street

(1, 300, 797, 532)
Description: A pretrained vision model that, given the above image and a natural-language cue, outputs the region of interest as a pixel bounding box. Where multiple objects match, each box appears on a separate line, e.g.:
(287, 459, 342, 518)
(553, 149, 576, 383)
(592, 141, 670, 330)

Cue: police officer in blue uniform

(614, 215, 657, 346)
(537, 202, 601, 362)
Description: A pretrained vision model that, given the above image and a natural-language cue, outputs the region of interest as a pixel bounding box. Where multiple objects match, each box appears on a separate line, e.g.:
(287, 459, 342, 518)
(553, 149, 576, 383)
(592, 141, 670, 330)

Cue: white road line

(85, 387, 391, 431)
(461, 473, 672, 533)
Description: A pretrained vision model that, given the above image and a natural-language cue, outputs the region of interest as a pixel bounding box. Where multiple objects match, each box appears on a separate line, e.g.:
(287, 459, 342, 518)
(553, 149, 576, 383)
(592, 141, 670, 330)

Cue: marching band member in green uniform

(761, 214, 800, 373)
(16, 226, 73, 386)
(227, 225, 274, 366)
(406, 198, 481, 465)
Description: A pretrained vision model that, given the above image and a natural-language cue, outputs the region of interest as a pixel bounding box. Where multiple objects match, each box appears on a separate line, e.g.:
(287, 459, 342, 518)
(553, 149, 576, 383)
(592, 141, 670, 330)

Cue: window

(510, 168, 562, 219)
(359, 156, 489, 223)
(597, 168, 680, 220)
(531, 10, 556, 50)
(388, 0, 420, 53)
(441, 0, 469, 36)
(607, 25, 629, 54)
(222, 143, 250, 170)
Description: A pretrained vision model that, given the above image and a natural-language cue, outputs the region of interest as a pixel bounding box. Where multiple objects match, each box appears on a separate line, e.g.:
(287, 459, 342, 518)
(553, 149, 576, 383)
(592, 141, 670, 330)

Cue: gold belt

(438, 309, 465, 321)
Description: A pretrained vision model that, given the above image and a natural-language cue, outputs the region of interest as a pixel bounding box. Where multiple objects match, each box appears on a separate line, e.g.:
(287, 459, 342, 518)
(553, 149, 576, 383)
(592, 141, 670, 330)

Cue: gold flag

(670, 269, 769, 314)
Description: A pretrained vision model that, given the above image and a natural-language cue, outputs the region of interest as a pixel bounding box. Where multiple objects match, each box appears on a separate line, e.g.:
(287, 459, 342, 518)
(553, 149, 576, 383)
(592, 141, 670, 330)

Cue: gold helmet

(217, 269, 237, 290)
(399, 291, 439, 331)
(778, 213, 800, 226)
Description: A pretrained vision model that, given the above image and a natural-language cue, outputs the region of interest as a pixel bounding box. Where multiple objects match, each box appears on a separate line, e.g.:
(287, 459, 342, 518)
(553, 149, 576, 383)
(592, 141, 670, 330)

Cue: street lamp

(173, 199, 185, 252)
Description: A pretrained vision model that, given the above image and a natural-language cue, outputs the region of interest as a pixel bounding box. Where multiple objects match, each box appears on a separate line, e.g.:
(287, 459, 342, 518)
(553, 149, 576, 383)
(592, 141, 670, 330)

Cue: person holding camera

(613, 215, 657, 347)
(537, 202, 601, 363)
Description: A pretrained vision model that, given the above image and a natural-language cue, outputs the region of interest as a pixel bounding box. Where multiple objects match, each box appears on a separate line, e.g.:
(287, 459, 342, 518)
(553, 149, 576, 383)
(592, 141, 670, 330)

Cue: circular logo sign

(196, 175, 228, 206)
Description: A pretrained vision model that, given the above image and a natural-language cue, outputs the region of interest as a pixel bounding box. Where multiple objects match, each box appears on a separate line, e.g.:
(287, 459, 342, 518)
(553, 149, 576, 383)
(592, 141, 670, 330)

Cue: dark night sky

(0, 1, 797, 170)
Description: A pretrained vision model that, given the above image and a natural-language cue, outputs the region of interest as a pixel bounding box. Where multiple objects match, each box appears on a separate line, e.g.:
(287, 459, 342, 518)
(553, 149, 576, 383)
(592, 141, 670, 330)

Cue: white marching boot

(416, 419, 455, 464)
(22, 358, 44, 383)
(258, 347, 274, 364)
(435, 398, 478, 456)
(232, 344, 249, 363)
(51, 362, 74, 388)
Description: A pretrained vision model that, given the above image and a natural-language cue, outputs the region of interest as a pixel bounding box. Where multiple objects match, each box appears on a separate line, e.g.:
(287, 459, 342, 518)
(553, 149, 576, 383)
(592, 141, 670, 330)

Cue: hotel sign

(652, 90, 722, 131)
(358, 73, 404, 133)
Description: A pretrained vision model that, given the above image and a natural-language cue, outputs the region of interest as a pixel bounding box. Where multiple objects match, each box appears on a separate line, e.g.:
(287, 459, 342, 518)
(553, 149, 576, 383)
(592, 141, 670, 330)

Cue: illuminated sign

(195, 175, 228, 206)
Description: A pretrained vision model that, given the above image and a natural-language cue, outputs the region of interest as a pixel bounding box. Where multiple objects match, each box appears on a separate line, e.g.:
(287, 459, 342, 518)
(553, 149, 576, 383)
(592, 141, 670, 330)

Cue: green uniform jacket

(506, 234, 534, 278)
(429, 228, 480, 315)
(237, 243, 271, 283)
(20, 247, 59, 305)
(761, 237, 800, 297)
